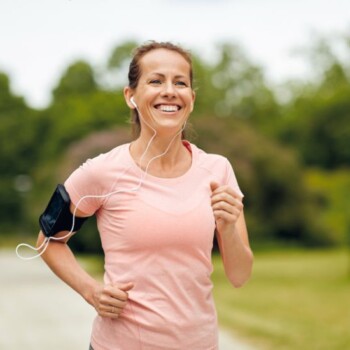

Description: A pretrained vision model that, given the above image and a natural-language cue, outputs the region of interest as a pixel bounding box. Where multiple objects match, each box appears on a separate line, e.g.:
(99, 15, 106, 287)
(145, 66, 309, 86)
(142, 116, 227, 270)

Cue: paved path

(0, 249, 253, 350)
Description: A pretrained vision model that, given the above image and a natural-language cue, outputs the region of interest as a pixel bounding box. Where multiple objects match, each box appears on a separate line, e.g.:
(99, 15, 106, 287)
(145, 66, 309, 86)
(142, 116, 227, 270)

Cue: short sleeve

(224, 158, 244, 199)
(64, 158, 104, 216)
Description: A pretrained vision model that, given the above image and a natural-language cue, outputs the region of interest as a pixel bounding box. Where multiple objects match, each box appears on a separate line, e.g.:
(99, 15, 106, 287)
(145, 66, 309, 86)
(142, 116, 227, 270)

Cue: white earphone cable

(16, 100, 186, 260)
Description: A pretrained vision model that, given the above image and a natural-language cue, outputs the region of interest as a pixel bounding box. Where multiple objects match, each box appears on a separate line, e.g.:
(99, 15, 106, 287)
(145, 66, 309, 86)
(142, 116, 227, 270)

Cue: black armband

(39, 184, 89, 237)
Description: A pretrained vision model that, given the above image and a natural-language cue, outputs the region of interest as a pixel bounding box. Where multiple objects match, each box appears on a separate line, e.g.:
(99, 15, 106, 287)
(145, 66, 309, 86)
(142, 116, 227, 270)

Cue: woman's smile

(154, 104, 181, 113)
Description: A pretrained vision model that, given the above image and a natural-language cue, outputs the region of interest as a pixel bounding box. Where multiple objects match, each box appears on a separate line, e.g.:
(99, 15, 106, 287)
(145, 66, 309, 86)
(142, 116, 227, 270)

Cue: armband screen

(39, 184, 89, 237)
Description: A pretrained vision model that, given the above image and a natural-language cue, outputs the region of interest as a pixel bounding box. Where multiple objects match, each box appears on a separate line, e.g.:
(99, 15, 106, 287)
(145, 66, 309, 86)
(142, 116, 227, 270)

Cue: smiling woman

(125, 41, 194, 139)
(124, 45, 196, 176)
(36, 40, 253, 350)
(125, 48, 194, 140)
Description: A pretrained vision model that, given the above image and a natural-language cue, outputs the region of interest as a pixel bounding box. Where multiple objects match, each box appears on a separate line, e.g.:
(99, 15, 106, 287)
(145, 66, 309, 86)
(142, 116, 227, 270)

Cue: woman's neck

(130, 132, 191, 176)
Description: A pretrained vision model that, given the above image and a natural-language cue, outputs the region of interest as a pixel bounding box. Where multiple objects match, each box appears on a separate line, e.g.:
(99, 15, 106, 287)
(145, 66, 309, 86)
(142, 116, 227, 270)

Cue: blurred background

(1, 0, 349, 349)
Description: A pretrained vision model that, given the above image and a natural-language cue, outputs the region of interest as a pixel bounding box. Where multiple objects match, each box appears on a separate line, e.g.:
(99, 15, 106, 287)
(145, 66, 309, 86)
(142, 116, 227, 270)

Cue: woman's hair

(127, 41, 193, 138)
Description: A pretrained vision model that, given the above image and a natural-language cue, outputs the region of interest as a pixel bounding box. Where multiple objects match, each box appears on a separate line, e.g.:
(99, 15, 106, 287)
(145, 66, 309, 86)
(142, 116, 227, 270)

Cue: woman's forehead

(139, 48, 191, 76)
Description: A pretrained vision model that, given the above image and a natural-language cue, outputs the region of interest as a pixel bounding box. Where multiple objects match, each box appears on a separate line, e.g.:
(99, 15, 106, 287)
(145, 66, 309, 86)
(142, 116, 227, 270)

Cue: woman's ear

(190, 90, 196, 112)
(124, 86, 136, 109)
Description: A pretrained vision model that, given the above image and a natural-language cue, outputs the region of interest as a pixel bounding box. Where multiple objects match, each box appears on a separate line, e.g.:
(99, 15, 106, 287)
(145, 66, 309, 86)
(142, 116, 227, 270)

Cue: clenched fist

(91, 282, 134, 319)
(210, 182, 244, 234)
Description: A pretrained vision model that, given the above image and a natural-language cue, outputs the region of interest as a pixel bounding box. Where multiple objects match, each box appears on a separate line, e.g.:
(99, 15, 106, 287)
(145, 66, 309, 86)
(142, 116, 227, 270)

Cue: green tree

(4, 38, 340, 251)
(38, 60, 129, 160)
(52, 61, 98, 100)
(0, 72, 42, 232)
(278, 36, 350, 169)
(191, 43, 281, 135)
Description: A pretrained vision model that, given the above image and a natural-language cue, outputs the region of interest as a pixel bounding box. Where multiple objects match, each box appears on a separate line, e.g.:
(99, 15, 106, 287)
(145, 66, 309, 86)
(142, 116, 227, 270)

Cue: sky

(1, 0, 350, 108)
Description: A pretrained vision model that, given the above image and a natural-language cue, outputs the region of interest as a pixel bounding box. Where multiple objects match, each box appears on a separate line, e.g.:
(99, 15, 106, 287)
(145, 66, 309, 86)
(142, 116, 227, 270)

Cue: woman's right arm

(36, 204, 133, 319)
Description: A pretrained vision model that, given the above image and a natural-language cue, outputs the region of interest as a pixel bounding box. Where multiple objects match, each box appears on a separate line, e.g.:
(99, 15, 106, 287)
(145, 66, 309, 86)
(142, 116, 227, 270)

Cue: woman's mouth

(154, 104, 181, 112)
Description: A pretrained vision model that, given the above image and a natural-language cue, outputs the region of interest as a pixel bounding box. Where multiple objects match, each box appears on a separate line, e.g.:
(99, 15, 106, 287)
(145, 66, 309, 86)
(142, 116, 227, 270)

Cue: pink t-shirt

(65, 141, 243, 350)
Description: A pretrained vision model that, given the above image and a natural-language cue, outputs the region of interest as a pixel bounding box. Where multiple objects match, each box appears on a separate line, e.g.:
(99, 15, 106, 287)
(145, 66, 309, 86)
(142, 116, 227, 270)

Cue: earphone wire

(15, 100, 187, 350)
(15, 125, 157, 261)
(16, 101, 186, 261)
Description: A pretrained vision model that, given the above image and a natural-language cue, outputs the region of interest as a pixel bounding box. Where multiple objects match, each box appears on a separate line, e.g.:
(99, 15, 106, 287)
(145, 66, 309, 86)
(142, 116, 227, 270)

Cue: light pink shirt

(65, 141, 243, 350)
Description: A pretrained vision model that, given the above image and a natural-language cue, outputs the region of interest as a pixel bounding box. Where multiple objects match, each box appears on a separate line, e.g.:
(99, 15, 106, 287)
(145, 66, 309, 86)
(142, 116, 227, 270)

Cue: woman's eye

(175, 81, 187, 87)
(150, 79, 162, 85)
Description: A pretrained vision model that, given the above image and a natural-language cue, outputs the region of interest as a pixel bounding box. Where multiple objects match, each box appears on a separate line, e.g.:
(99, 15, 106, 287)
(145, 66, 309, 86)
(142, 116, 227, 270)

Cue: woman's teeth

(157, 105, 179, 112)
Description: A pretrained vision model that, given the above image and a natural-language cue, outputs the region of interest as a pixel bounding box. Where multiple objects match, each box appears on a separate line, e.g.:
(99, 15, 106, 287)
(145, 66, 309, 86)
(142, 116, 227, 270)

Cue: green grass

(211, 249, 350, 350)
(75, 248, 350, 349)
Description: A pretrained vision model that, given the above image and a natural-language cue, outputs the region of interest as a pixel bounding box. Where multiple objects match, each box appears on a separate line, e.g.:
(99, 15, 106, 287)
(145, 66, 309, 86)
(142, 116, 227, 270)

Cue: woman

(37, 41, 253, 350)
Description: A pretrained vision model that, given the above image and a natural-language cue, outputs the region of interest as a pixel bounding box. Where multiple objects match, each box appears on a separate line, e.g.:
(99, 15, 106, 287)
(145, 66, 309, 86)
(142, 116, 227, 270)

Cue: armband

(39, 184, 89, 237)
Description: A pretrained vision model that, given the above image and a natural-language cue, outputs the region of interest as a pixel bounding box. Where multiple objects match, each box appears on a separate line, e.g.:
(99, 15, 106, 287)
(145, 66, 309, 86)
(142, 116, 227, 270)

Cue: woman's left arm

(210, 182, 254, 288)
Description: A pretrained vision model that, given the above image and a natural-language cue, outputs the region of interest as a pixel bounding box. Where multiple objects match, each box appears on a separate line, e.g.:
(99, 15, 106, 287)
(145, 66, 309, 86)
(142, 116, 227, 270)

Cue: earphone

(130, 97, 137, 108)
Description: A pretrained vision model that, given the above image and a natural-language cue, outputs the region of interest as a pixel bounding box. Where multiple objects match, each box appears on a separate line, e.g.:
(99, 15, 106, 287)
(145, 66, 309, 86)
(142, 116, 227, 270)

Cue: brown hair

(127, 41, 193, 138)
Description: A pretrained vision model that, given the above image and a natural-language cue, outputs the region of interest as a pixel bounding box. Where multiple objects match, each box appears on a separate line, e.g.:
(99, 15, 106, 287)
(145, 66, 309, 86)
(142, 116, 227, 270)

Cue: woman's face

(125, 48, 195, 136)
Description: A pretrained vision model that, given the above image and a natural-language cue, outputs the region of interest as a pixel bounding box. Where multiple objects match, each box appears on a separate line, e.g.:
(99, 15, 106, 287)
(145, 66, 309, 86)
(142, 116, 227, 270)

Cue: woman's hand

(90, 282, 134, 319)
(210, 182, 253, 287)
(210, 182, 244, 234)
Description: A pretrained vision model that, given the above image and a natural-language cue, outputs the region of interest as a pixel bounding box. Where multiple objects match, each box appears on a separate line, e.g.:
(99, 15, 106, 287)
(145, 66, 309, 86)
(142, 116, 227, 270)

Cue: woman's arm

(36, 204, 133, 318)
(211, 182, 253, 288)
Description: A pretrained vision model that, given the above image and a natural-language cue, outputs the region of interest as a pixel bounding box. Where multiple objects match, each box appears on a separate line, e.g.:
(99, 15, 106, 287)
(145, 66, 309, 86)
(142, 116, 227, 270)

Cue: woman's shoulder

(190, 142, 229, 168)
(190, 142, 243, 195)
(64, 143, 131, 197)
(82, 143, 130, 168)
(67, 143, 131, 184)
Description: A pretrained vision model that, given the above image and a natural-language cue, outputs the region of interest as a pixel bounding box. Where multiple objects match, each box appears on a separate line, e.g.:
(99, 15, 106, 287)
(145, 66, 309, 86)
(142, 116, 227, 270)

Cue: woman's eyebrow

(150, 72, 188, 80)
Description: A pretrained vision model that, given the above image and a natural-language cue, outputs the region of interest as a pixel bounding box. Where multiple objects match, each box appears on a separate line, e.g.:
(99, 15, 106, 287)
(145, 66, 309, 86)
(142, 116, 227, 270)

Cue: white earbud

(130, 97, 138, 108)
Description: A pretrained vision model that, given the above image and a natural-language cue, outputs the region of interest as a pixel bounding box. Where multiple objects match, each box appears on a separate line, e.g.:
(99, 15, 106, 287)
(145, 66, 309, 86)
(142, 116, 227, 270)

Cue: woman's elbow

(227, 250, 254, 288)
(230, 276, 250, 289)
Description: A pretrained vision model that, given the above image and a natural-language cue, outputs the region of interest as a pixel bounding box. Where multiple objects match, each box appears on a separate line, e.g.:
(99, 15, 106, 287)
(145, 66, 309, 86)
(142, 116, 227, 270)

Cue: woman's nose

(160, 81, 176, 97)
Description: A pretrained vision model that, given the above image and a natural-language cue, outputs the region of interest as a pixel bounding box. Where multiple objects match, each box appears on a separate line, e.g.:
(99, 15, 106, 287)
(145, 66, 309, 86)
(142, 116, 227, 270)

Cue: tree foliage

(0, 37, 349, 250)
(278, 37, 350, 169)
(52, 61, 98, 100)
(0, 72, 43, 231)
